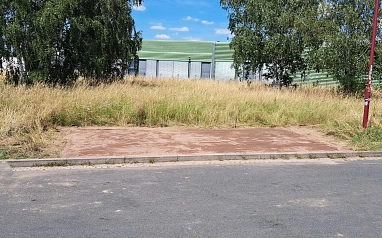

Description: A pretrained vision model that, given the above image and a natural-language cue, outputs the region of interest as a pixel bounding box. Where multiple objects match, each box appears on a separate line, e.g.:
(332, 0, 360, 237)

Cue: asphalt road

(1, 159, 382, 238)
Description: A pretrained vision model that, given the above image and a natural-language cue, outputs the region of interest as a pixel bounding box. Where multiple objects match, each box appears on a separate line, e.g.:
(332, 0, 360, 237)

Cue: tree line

(0, 0, 142, 85)
(1, 0, 381, 93)
(221, 0, 382, 93)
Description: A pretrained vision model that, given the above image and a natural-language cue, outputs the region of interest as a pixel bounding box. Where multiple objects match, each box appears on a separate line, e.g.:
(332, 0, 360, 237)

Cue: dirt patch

(59, 126, 352, 158)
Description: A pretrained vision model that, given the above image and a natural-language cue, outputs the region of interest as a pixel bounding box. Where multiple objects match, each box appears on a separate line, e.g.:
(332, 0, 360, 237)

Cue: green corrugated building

(135, 40, 338, 85)
(135, 40, 238, 80)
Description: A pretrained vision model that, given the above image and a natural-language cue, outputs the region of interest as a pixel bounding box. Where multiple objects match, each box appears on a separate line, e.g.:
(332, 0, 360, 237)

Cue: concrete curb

(5, 151, 382, 167)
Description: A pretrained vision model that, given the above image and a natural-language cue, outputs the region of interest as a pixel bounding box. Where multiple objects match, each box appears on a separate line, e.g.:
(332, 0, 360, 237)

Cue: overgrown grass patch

(0, 147, 38, 160)
(352, 126, 382, 151)
(1, 76, 382, 159)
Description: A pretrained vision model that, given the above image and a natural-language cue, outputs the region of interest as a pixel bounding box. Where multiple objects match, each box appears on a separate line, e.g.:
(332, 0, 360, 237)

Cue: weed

(295, 154, 302, 159)
(241, 156, 248, 160)
(218, 157, 224, 161)
(34, 161, 67, 167)
(148, 159, 155, 164)
(280, 155, 289, 160)
(308, 154, 317, 159)
(358, 153, 366, 158)
(327, 154, 335, 159)
(271, 156, 277, 160)
(327, 153, 347, 159)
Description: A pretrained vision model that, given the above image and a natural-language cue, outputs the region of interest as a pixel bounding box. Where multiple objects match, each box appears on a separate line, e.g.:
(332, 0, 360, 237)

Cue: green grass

(352, 127, 382, 151)
(0, 149, 9, 160)
(0, 147, 38, 160)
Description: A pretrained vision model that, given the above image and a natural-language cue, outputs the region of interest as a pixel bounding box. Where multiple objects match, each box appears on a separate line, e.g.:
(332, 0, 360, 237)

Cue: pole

(188, 56, 191, 78)
(363, 0, 380, 128)
(211, 42, 216, 79)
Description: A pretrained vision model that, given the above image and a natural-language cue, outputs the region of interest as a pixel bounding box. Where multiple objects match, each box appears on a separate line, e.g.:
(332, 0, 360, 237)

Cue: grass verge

(1, 76, 382, 159)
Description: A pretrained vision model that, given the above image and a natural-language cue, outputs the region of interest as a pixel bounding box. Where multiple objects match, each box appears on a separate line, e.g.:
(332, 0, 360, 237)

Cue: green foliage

(221, 0, 382, 94)
(221, 0, 318, 86)
(306, 0, 381, 94)
(1, 0, 142, 85)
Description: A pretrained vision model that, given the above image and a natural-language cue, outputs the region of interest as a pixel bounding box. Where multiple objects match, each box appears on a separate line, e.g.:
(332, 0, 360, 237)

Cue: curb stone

(0, 160, 13, 170)
(5, 151, 382, 168)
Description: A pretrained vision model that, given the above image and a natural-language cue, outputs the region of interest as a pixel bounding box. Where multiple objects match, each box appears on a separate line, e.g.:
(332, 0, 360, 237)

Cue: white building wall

(158, 61, 174, 78)
(215, 62, 235, 80)
(190, 62, 201, 79)
(173, 61, 188, 79)
(145, 60, 157, 77)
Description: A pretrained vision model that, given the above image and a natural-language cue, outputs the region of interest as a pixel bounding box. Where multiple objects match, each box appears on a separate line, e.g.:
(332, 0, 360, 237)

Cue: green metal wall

(214, 42, 234, 62)
(138, 40, 214, 62)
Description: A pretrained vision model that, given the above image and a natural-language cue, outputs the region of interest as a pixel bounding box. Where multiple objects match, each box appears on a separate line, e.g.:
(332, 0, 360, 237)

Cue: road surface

(1, 159, 382, 237)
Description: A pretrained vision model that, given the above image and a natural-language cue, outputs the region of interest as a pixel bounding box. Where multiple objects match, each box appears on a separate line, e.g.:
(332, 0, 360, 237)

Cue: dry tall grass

(1, 76, 381, 158)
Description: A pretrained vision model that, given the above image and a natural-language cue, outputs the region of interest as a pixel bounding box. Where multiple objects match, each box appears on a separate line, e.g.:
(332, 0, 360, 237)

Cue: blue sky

(131, 0, 232, 42)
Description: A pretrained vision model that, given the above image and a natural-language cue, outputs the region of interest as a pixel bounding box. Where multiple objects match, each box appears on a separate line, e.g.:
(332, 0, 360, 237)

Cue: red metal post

(363, 0, 380, 128)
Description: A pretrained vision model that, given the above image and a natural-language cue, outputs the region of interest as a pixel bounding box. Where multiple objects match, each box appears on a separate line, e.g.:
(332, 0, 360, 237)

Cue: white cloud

(132, 4, 146, 11)
(202, 20, 214, 25)
(155, 34, 171, 39)
(183, 37, 202, 41)
(183, 16, 199, 22)
(151, 25, 166, 30)
(169, 27, 189, 32)
(215, 28, 231, 35)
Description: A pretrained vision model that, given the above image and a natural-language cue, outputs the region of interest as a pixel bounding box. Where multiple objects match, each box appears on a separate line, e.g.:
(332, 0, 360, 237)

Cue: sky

(131, 0, 232, 42)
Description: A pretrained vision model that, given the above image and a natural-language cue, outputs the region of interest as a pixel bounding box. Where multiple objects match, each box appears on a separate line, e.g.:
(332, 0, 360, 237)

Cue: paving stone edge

(4, 151, 382, 167)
